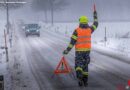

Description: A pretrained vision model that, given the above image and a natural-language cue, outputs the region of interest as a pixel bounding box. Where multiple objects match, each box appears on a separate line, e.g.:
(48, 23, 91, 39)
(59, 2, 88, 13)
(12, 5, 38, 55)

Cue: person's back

(63, 6, 98, 87)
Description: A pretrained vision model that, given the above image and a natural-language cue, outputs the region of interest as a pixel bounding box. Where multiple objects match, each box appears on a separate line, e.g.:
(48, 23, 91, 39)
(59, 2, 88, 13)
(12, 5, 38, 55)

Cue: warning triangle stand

(54, 56, 72, 74)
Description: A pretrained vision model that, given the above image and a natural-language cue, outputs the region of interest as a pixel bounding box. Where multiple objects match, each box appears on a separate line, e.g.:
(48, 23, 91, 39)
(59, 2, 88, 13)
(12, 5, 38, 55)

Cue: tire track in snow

(41, 31, 129, 88)
(23, 37, 82, 90)
(21, 37, 45, 90)
(19, 29, 129, 89)
(19, 28, 81, 90)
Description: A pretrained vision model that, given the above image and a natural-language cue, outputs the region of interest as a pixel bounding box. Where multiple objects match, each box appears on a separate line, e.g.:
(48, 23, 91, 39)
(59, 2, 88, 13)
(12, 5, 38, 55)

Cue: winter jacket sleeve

(66, 30, 77, 51)
(90, 11, 98, 33)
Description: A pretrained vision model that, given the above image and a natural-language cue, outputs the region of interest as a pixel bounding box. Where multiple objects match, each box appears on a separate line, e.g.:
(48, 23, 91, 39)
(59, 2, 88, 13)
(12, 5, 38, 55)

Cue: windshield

(26, 24, 39, 29)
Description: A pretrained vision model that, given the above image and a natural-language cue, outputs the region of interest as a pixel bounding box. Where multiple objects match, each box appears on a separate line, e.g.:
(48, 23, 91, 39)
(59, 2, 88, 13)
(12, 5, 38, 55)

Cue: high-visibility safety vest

(75, 28, 91, 51)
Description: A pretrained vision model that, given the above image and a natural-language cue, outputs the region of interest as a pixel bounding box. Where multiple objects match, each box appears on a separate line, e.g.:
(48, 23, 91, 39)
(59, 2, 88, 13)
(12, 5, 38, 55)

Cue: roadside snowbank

(40, 22, 130, 57)
(94, 38, 130, 57)
(0, 21, 12, 90)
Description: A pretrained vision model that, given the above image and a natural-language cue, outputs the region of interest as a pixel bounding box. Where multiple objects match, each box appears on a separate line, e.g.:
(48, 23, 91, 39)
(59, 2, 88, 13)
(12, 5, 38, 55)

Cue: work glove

(63, 50, 69, 55)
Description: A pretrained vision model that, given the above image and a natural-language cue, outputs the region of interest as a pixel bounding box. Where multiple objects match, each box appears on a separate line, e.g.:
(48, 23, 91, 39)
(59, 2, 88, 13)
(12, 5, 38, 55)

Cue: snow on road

(0, 21, 127, 90)
(9, 23, 40, 90)
(8, 23, 130, 90)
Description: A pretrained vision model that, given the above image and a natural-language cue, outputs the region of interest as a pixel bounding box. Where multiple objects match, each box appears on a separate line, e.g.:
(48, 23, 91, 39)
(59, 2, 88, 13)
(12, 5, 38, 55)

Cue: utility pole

(6, 0, 9, 34)
(104, 27, 107, 46)
(50, 0, 54, 26)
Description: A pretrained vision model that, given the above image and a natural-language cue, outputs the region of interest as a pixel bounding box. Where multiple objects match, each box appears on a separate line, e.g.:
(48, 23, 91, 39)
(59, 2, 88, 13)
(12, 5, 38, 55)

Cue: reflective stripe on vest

(76, 41, 91, 44)
(75, 27, 91, 51)
(78, 36, 91, 38)
(76, 48, 91, 51)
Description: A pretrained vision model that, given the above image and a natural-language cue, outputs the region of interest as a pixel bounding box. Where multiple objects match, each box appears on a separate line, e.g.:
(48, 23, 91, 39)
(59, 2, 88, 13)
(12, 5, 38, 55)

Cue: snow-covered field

(94, 38, 130, 56)
(39, 22, 130, 57)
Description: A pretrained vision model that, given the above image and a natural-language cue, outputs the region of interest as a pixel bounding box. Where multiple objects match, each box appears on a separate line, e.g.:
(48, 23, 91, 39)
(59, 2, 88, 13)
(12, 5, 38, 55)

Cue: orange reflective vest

(75, 28, 91, 51)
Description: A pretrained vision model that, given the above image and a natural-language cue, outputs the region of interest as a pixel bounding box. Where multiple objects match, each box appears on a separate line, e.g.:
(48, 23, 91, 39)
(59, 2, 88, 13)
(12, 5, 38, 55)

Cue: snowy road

(15, 28, 130, 90)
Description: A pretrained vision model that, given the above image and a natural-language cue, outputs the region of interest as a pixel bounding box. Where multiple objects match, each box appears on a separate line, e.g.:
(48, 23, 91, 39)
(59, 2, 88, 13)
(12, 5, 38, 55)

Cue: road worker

(63, 8, 98, 86)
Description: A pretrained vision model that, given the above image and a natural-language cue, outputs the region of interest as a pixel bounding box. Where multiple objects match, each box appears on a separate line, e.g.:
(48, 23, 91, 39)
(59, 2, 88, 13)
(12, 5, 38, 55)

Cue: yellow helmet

(79, 16, 89, 24)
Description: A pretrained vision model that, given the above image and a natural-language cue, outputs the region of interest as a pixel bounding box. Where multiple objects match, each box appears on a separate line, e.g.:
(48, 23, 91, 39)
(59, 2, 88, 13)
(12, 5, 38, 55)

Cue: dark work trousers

(75, 51, 90, 82)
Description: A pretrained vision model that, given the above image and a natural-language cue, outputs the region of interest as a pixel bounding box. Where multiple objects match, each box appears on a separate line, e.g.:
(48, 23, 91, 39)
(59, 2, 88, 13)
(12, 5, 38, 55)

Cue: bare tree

(32, 0, 69, 25)
(32, 0, 50, 23)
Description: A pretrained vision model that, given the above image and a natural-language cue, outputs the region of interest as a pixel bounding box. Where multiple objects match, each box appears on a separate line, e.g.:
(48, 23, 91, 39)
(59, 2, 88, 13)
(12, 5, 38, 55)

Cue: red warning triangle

(54, 56, 72, 74)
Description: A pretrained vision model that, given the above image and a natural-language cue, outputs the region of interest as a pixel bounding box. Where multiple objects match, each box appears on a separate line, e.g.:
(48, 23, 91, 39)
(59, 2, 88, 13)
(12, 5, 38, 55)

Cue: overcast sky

(0, 0, 130, 22)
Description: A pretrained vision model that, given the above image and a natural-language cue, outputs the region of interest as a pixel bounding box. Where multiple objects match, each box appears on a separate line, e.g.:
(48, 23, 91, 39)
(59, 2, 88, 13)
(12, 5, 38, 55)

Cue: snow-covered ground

(0, 21, 12, 90)
(0, 21, 5, 56)
(8, 22, 40, 90)
(39, 22, 130, 57)
(94, 38, 130, 57)
(0, 21, 130, 90)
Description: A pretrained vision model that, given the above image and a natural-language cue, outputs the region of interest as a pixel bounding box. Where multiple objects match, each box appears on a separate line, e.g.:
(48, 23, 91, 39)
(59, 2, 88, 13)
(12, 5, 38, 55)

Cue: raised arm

(91, 10, 98, 33)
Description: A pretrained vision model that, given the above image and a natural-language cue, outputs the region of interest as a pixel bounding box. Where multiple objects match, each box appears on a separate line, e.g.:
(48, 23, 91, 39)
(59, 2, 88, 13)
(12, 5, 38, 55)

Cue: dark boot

(78, 78, 83, 87)
(83, 76, 88, 87)
(76, 69, 83, 87)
